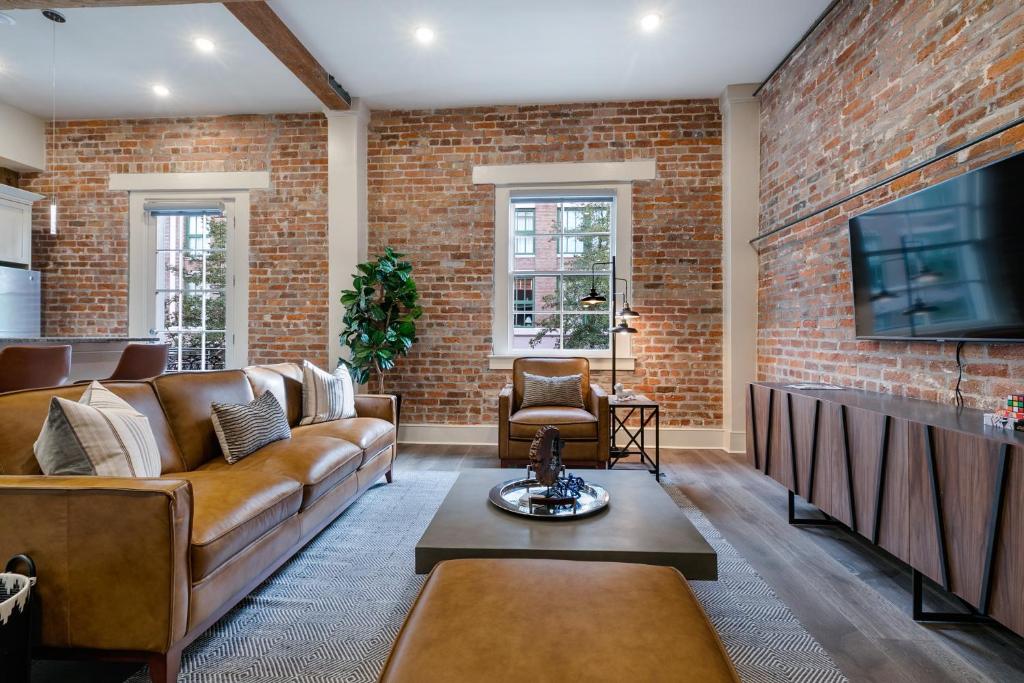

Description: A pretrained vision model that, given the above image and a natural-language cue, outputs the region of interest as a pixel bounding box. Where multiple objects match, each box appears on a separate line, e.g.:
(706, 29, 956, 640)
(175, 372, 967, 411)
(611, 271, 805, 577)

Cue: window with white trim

(491, 183, 632, 365)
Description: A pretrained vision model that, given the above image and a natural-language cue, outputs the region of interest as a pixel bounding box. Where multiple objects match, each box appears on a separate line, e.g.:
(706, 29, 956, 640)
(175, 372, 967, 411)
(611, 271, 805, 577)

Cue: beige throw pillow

(519, 372, 585, 409)
(300, 360, 356, 425)
(34, 381, 162, 477)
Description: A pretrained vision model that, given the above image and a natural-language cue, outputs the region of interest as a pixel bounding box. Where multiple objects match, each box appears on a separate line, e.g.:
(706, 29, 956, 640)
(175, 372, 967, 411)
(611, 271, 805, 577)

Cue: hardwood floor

(35, 444, 1024, 682)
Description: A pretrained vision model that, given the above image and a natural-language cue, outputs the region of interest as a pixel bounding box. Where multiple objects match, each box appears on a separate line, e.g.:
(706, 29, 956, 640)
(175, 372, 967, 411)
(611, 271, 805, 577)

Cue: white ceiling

(0, 0, 830, 119)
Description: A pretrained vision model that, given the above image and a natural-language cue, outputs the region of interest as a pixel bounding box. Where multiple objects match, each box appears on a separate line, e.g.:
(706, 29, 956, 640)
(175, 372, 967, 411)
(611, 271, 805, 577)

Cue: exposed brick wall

(19, 114, 329, 367)
(757, 0, 1024, 407)
(368, 101, 722, 427)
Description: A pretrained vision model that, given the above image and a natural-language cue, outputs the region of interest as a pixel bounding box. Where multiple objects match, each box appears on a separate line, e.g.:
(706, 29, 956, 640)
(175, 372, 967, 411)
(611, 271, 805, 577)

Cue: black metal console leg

(912, 570, 991, 623)
(787, 490, 843, 526)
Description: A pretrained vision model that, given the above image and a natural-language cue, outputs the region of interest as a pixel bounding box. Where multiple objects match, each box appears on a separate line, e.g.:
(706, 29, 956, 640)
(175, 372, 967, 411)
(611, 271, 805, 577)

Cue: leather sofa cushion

(380, 559, 739, 682)
(165, 469, 302, 581)
(244, 364, 303, 427)
(0, 382, 185, 476)
(509, 407, 597, 440)
(293, 417, 395, 464)
(199, 435, 362, 509)
(154, 370, 255, 471)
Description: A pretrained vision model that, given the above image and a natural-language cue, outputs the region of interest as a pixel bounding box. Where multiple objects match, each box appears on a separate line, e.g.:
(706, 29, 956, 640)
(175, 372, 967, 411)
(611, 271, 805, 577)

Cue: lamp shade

(617, 303, 640, 319)
(610, 320, 638, 334)
(580, 287, 607, 307)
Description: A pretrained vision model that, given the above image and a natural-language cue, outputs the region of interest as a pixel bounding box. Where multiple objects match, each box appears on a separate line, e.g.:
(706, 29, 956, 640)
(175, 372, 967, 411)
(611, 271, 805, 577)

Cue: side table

(608, 395, 660, 479)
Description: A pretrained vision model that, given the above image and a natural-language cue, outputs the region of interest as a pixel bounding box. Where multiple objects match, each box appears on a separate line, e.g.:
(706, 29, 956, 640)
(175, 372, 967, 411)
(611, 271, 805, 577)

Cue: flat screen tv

(848, 151, 1024, 342)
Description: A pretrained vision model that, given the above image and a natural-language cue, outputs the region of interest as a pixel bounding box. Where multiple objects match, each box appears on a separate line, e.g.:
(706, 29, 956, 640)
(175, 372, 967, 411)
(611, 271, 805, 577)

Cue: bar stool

(106, 343, 171, 381)
(0, 345, 72, 392)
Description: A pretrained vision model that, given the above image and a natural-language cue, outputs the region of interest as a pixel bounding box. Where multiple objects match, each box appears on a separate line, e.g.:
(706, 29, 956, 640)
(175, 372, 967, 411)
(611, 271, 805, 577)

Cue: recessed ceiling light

(640, 13, 661, 32)
(193, 36, 216, 53)
(414, 26, 435, 45)
(152, 84, 170, 97)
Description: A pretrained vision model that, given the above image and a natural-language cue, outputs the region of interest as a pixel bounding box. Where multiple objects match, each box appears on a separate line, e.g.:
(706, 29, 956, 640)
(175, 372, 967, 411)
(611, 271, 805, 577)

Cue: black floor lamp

(579, 256, 639, 391)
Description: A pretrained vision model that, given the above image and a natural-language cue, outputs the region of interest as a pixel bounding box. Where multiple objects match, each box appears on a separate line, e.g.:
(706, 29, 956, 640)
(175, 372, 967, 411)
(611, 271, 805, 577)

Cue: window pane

(182, 251, 204, 290)
(562, 235, 610, 272)
(180, 332, 204, 370)
(562, 275, 610, 312)
(161, 292, 180, 330)
(513, 314, 560, 350)
(179, 292, 203, 329)
(205, 292, 226, 331)
(563, 314, 610, 350)
(205, 333, 226, 370)
(558, 203, 610, 233)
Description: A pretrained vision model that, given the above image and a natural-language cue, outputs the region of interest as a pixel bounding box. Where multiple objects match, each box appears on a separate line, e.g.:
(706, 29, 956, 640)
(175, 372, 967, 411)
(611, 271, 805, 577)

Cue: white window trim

(127, 190, 250, 369)
(489, 182, 634, 371)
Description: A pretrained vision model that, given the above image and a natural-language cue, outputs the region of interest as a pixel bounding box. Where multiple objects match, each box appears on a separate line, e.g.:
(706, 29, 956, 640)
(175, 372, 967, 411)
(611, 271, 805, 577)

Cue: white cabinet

(0, 185, 43, 267)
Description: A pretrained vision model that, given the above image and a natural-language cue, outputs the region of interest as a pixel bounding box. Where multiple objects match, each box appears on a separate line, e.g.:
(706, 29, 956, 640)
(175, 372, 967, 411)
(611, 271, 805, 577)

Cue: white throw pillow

(34, 381, 163, 477)
(299, 360, 356, 425)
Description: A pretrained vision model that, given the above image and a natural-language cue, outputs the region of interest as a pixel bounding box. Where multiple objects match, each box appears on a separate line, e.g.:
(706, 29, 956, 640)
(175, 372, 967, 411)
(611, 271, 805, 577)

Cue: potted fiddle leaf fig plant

(339, 247, 422, 421)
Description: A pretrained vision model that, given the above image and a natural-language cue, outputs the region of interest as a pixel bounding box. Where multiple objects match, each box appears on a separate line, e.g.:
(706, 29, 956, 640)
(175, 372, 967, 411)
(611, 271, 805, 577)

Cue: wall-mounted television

(848, 151, 1024, 342)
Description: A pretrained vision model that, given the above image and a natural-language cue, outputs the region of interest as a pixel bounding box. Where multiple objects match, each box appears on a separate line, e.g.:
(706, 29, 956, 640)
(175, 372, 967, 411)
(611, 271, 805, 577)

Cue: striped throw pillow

(211, 391, 291, 464)
(519, 372, 585, 409)
(299, 360, 356, 425)
(34, 381, 162, 477)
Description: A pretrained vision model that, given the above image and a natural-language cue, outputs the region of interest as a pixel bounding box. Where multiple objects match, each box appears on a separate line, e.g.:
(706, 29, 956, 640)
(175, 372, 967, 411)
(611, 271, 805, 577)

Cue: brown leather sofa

(0, 362, 397, 682)
(498, 357, 609, 468)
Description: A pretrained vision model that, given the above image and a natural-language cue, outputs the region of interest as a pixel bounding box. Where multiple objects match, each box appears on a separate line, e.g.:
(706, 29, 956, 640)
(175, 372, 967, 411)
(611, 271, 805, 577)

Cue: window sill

(489, 354, 635, 371)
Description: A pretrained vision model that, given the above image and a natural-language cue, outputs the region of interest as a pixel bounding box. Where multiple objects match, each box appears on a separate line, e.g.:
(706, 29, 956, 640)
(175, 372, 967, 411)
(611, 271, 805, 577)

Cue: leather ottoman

(379, 558, 739, 682)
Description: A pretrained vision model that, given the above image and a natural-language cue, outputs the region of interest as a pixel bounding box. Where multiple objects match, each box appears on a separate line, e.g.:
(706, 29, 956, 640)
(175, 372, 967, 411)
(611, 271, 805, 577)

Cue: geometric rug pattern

(126, 469, 847, 682)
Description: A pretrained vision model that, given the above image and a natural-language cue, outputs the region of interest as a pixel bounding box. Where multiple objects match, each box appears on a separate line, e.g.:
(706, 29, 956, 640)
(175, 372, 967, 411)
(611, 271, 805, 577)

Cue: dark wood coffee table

(415, 469, 717, 578)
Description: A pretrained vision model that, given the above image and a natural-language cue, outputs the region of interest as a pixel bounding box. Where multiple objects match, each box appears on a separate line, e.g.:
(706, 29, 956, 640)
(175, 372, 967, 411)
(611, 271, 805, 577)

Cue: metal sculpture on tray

(488, 426, 610, 519)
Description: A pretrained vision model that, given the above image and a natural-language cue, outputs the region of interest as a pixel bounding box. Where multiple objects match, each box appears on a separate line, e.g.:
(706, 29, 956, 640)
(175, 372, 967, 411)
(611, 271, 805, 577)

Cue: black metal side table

(608, 395, 660, 479)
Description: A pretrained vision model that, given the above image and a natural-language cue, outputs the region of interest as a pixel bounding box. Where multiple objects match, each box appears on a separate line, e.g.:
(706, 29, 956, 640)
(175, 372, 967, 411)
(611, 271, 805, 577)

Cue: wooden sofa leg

(148, 647, 181, 683)
(385, 468, 393, 483)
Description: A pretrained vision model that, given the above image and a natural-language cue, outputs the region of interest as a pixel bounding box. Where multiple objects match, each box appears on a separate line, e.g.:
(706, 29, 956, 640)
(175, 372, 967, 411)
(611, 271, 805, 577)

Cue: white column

(326, 101, 369, 369)
(719, 84, 761, 453)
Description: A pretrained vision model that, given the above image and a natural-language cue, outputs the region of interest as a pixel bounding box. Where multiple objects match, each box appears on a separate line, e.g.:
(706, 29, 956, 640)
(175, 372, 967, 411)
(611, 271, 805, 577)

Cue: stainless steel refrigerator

(0, 266, 41, 337)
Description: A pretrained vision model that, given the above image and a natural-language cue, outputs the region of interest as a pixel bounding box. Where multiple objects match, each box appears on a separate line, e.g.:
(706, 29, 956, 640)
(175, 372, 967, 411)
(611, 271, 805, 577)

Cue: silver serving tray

(488, 478, 610, 519)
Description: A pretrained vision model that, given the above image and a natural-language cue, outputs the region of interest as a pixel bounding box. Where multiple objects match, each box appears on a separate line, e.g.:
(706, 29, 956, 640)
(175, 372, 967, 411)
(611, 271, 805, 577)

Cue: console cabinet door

(787, 393, 831, 512)
(988, 445, 1024, 636)
(908, 425, 1007, 609)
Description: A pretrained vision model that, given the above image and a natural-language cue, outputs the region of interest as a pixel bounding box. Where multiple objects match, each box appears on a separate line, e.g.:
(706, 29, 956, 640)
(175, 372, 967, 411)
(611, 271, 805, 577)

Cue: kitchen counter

(0, 337, 161, 381)
(0, 336, 159, 344)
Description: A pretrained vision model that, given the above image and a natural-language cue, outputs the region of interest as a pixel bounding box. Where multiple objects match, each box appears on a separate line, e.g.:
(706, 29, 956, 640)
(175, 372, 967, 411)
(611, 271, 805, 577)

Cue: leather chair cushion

(293, 417, 395, 464)
(509, 407, 598, 440)
(165, 469, 302, 581)
(198, 435, 362, 509)
(380, 559, 739, 683)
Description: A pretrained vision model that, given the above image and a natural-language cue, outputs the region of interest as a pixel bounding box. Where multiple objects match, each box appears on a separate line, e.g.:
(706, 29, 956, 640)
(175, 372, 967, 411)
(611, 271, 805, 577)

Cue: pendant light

(43, 9, 65, 235)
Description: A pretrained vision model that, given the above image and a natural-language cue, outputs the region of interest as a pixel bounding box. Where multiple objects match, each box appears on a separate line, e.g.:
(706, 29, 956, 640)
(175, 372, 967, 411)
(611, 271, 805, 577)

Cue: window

(155, 211, 228, 371)
(508, 195, 614, 351)
(513, 277, 535, 327)
(513, 206, 535, 255)
(128, 192, 249, 370)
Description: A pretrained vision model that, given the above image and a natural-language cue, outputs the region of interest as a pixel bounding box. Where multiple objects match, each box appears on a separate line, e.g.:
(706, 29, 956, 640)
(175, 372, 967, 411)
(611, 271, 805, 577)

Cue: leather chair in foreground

(498, 357, 609, 468)
(0, 362, 397, 682)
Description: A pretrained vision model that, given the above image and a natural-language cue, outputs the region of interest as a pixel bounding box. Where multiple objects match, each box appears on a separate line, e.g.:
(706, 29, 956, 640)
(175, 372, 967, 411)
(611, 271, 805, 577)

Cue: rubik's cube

(999, 394, 1024, 419)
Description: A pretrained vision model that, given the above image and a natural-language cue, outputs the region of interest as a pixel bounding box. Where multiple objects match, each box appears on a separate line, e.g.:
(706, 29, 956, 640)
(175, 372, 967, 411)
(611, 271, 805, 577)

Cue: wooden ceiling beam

(222, 1, 350, 110)
(0, 1, 262, 8)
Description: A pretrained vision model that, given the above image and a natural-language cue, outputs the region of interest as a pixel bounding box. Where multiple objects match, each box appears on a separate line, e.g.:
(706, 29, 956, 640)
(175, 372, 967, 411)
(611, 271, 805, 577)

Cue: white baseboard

(399, 423, 746, 452)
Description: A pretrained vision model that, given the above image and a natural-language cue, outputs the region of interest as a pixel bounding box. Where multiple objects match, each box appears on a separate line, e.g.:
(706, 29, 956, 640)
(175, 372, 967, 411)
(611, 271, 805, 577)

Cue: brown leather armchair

(498, 357, 609, 468)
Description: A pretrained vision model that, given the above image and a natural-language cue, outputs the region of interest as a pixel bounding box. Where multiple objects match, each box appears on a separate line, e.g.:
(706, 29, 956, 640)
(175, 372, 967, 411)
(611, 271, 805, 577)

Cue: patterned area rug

(127, 470, 847, 683)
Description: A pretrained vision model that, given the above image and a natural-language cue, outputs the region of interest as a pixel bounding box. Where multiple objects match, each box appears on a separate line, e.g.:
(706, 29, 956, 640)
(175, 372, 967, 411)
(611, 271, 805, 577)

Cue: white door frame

(127, 190, 250, 369)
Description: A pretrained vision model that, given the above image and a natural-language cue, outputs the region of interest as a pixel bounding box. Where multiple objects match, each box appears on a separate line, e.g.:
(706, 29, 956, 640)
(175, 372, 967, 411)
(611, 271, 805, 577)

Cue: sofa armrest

(0, 476, 193, 653)
(355, 394, 397, 424)
(498, 384, 514, 460)
(589, 383, 610, 460)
